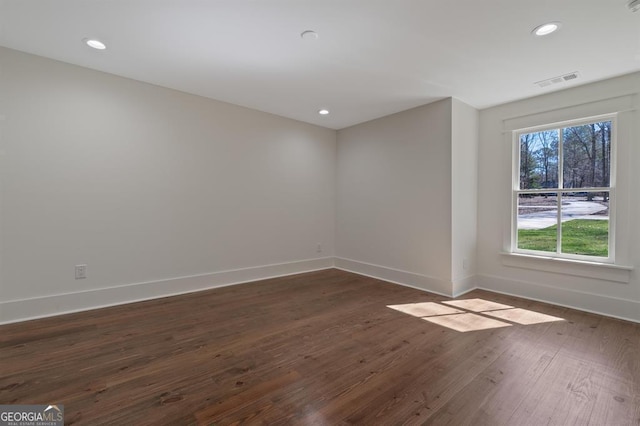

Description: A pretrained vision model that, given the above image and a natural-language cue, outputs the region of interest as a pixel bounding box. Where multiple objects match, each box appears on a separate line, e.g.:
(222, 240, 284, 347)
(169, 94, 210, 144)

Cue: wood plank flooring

(1, 269, 638, 425)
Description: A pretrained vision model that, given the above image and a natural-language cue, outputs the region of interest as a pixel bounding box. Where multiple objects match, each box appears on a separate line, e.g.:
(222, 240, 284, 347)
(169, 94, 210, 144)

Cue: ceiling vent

(535, 71, 580, 88)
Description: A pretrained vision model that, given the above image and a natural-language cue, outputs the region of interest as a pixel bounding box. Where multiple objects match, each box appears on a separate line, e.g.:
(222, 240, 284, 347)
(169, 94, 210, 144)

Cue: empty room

(1, 1, 639, 425)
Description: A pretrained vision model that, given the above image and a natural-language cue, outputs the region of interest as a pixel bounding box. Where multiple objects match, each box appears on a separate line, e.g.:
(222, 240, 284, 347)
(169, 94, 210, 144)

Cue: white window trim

(511, 113, 617, 263)
(500, 95, 635, 282)
(500, 252, 632, 283)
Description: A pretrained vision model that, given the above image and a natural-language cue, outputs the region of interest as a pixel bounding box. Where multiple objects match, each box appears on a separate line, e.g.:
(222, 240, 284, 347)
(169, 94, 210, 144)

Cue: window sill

(500, 252, 632, 283)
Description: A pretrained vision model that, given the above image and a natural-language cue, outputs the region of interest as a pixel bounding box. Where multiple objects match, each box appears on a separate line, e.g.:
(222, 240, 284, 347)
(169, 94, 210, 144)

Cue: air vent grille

(535, 72, 580, 88)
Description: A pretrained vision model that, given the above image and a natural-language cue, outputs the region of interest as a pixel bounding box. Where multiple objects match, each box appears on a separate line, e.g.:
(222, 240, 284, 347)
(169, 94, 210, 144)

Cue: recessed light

(318, 109, 330, 115)
(532, 22, 561, 36)
(301, 30, 319, 40)
(83, 38, 107, 50)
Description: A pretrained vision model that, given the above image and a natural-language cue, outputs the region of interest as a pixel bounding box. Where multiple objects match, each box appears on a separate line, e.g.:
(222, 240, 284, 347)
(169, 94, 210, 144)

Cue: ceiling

(1, 0, 639, 130)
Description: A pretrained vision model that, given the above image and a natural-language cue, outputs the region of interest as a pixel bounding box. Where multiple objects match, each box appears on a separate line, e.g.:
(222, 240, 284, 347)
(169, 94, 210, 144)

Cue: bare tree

(520, 133, 537, 189)
(563, 121, 611, 200)
(534, 130, 558, 188)
(599, 122, 610, 201)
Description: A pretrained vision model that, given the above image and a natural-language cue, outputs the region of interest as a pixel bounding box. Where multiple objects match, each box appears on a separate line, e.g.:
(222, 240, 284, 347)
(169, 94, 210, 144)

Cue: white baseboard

(333, 258, 639, 323)
(3, 258, 637, 325)
(452, 275, 477, 297)
(334, 257, 453, 297)
(476, 273, 640, 323)
(0, 257, 334, 325)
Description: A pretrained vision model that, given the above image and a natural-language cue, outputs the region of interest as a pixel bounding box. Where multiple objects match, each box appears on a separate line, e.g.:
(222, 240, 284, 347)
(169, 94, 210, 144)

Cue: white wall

(0, 47, 336, 323)
(2, 45, 637, 325)
(477, 72, 640, 322)
(451, 98, 479, 294)
(335, 99, 454, 295)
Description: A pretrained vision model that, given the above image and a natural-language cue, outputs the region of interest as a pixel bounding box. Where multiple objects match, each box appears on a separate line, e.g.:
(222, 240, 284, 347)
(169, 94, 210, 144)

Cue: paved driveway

(518, 200, 608, 230)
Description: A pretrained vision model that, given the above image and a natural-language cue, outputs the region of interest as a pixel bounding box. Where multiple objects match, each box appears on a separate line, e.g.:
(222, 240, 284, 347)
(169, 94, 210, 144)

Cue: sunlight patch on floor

(483, 308, 564, 325)
(387, 298, 565, 332)
(442, 298, 513, 312)
(422, 313, 512, 332)
(387, 302, 463, 317)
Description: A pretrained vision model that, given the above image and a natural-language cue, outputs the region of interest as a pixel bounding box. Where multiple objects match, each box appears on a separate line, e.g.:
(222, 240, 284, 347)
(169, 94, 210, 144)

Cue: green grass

(518, 219, 608, 257)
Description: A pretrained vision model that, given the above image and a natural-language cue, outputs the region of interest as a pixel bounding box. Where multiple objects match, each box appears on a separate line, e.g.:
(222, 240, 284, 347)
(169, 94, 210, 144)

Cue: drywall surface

(336, 99, 453, 293)
(451, 99, 479, 294)
(477, 72, 640, 321)
(0, 47, 336, 321)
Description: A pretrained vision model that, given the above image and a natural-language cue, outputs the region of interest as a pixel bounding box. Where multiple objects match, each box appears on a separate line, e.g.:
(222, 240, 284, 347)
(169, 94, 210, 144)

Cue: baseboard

(334, 257, 453, 297)
(4, 259, 637, 325)
(452, 275, 477, 297)
(0, 257, 334, 325)
(331, 260, 639, 323)
(476, 273, 640, 323)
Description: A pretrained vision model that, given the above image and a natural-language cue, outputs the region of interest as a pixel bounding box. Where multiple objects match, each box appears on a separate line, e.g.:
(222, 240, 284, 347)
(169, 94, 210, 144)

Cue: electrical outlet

(316, 243, 322, 253)
(75, 264, 87, 279)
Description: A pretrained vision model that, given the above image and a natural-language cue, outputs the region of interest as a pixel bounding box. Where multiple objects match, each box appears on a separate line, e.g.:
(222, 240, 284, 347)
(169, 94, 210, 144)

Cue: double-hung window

(512, 114, 615, 262)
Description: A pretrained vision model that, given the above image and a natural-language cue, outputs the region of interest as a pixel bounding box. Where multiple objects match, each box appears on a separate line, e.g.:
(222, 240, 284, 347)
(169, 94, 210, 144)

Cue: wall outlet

(75, 264, 87, 279)
(316, 243, 322, 253)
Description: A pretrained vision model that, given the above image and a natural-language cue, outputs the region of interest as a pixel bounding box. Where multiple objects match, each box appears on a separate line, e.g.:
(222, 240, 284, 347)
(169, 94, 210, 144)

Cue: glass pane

(560, 192, 609, 257)
(519, 130, 559, 189)
(562, 121, 611, 189)
(517, 193, 558, 252)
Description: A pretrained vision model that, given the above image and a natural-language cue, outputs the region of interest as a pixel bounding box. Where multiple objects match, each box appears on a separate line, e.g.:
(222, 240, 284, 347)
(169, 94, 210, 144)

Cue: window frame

(510, 113, 617, 263)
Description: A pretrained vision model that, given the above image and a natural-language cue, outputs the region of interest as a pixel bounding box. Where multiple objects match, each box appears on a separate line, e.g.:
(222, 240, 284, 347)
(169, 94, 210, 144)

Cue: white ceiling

(1, 0, 639, 129)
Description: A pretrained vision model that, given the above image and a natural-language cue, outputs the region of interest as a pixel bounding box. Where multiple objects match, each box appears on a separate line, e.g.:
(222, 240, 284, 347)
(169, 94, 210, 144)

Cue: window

(512, 115, 615, 262)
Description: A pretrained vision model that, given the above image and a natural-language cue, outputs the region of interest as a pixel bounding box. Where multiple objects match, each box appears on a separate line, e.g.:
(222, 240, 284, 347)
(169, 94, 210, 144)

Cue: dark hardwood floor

(1, 269, 638, 425)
